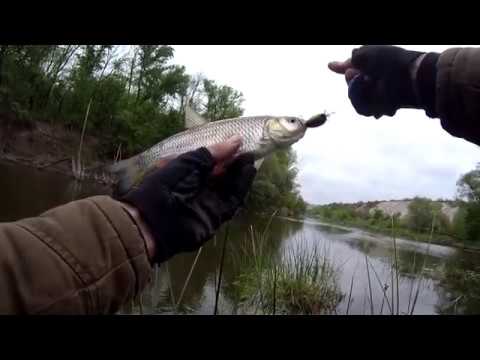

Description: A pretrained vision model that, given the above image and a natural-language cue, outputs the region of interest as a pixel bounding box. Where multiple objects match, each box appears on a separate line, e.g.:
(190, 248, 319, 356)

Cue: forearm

(435, 47, 480, 146)
(415, 47, 480, 146)
(0, 196, 153, 314)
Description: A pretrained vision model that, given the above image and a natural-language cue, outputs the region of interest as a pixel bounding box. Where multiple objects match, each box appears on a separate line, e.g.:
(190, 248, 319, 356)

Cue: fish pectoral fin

(254, 158, 264, 170)
(185, 104, 209, 129)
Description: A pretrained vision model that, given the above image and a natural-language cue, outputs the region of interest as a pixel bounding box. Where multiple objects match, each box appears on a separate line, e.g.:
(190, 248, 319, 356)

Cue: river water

(1, 160, 479, 315)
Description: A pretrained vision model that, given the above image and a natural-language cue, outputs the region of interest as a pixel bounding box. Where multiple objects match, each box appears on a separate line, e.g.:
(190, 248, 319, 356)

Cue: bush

(407, 197, 440, 233)
(465, 203, 480, 242)
(232, 230, 343, 315)
(452, 205, 467, 240)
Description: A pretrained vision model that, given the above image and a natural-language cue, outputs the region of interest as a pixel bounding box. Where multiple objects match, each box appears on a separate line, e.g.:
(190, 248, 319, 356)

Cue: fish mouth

(305, 113, 328, 128)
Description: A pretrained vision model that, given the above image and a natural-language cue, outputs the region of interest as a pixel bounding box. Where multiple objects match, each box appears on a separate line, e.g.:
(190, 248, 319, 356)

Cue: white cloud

(172, 45, 480, 204)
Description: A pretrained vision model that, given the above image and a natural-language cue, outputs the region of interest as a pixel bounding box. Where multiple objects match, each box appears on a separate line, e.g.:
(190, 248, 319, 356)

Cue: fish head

(266, 116, 307, 148)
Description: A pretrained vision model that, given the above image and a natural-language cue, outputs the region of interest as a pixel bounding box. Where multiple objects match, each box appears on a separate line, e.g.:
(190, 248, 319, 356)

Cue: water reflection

(0, 161, 109, 222)
(2, 160, 480, 315)
(130, 214, 305, 314)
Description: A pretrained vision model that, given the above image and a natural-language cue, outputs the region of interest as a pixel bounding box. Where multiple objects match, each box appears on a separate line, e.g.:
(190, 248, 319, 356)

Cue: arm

(435, 47, 480, 145)
(0, 196, 153, 314)
(0, 136, 255, 314)
(329, 45, 480, 146)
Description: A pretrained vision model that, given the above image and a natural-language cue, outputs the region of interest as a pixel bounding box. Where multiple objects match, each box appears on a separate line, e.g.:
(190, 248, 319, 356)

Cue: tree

(0, 44, 305, 216)
(134, 45, 189, 107)
(452, 205, 468, 240)
(42, 45, 81, 114)
(247, 149, 306, 216)
(0, 46, 56, 117)
(455, 164, 480, 242)
(457, 164, 480, 202)
(201, 79, 244, 121)
(464, 203, 480, 241)
(407, 197, 442, 233)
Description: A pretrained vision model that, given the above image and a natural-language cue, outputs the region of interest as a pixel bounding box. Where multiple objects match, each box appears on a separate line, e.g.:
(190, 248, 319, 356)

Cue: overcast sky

(171, 45, 480, 205)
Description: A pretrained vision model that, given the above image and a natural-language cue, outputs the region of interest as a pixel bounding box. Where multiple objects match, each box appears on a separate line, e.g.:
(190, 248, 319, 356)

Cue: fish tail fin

(108, 155, 142, 197)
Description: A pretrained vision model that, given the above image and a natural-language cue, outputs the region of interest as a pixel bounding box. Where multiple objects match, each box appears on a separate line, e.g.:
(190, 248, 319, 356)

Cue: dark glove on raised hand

(329, 45, 440, 118)
(121, 140, 256, 264)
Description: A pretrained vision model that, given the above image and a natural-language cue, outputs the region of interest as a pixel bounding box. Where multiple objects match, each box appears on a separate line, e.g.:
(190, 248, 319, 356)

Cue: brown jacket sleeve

(0, 196, 153, 314)
(436, 47, 480, 146)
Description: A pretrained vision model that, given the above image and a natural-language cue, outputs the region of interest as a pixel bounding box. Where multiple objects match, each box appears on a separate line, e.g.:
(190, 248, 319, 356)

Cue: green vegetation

(231, 226, 343, 315)
(406, 198, 446, 232)
(248, 149, 307, 217)
(307, 164, 480, 246)
(455, 164, 480, 244)
(308, 197, 457, 246)
(0, 45, 305, 215)
(437, 266, 480, 314)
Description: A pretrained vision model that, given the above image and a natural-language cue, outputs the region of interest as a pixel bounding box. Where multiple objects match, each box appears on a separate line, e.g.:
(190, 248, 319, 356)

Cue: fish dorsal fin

(185, 104, 209, 129)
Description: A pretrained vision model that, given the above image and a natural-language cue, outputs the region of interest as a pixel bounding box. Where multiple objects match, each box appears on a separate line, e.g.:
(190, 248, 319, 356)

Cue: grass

(345, 270, 355, 315)
(177, 247, 203, 309)
(437, 268, 480, 314)
(341, 214, 436, 315)
(214, 225, 230, 315)
(124, 214, 462, 316)
(230, 222, 343, 315)
(72, 98, 91, 181)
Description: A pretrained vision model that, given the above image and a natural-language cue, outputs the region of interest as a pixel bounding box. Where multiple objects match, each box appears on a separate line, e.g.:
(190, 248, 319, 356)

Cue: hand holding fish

(109, 105, 328, 196)
(119, 136, 257, 264)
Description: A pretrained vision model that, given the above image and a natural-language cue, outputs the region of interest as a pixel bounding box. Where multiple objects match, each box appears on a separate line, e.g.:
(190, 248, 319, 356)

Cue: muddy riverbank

(0, 119, 113, 185)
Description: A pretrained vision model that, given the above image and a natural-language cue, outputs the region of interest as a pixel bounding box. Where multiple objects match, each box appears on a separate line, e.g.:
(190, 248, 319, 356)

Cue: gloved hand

(120, 136, 256, 264)
(329, 45, 440, 118)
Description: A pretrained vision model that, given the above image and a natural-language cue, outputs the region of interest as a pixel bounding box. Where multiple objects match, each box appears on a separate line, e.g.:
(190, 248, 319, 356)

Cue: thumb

(328, 58, 353, 74)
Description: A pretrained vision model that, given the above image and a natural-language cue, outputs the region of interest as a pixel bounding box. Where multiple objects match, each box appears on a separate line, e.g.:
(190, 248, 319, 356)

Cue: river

(1, 160, 479, 315)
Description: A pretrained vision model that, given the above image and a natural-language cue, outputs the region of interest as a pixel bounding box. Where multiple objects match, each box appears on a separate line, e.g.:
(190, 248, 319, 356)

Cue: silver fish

(109, 105, 328, 195)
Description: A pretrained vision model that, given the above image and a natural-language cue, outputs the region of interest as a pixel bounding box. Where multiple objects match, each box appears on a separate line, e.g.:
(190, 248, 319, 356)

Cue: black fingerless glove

(348, 45, 440, 118)
(121, 148, 256, 264)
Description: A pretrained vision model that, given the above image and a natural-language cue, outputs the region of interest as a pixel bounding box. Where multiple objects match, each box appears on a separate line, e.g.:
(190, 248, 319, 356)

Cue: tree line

(0, 45, 306, 216)
(308, 164, 480, 245)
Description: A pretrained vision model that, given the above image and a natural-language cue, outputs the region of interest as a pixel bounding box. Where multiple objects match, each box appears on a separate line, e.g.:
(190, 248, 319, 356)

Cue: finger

(210, 152, 254, 179)
(198, 154, 256, 223)
(226, 153, 255, 172)
(239, 164, 256, 197)
(153, 135, 242, 171)
(153, 155, 177, 169)
(140, 136, 242, 194)
(226, 161, 257, 208)
(212, 151, 255, 177)
(217, 153, 256, 196)
(215, 160, 257, 221)
(345, 68, 361, 84)
(207, 135, 243, 164)
(147, 147, 216, 192)
(328, 58, 352, 74)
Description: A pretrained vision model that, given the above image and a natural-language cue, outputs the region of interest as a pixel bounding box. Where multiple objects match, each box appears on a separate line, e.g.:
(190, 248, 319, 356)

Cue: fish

(109, 105, 329, 196)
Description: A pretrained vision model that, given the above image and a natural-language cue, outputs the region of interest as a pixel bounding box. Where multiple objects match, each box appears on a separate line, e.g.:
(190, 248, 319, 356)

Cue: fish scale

(140, 116, 270, 169)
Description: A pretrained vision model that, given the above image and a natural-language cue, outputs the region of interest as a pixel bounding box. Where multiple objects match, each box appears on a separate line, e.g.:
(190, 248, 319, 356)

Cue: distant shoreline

(279, 216, 480, 253)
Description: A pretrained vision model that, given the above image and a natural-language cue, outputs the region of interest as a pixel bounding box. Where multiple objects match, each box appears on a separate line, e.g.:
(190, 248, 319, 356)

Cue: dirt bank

(0, 119, 113, 185)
